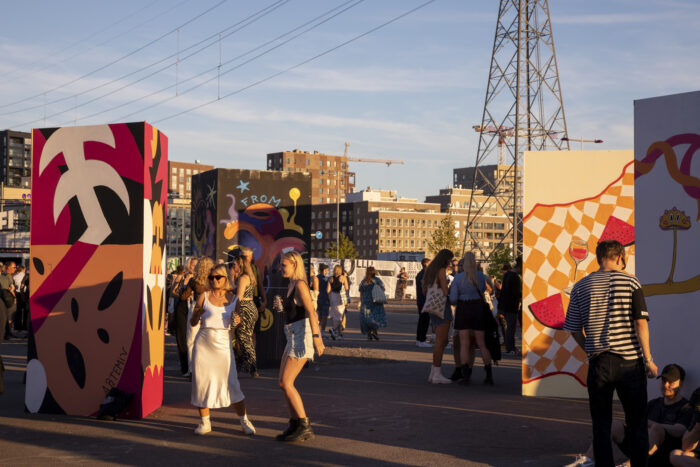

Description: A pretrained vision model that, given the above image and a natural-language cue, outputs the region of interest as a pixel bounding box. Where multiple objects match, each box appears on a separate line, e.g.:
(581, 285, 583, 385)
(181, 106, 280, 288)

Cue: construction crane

(329, 142, 404, 260)
(473, 125, 514, 165)
(561, 136, 604, 151)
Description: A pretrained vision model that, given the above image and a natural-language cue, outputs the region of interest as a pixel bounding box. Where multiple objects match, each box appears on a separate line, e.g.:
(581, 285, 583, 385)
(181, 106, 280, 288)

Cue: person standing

(327, 265, 348, 340)
(498, 257, 522, 355)
(358, 267, 386, 341)
(230, 255, 259, 377)
(396, 267, 408, 300)
(564, 240, 657, 467)
(1, 262, 16, 340)
(315, 265, 330, 340)
(415, 258, 432, 348)
(275, 251, 324, 442)
(421, 249, 454, 384)
(185, 258, 215, 376)
(12, 265, 27, 332)
(173, 258, 197, 376)
(189, 264, 255, 436)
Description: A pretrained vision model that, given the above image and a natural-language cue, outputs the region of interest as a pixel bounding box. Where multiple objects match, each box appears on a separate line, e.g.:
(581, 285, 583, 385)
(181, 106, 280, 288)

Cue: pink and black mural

(28, 122, 167, 417)
(191, 169, 311, 367)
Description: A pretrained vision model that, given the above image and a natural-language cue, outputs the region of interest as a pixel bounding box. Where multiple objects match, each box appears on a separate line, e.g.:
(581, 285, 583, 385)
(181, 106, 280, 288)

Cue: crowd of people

(0, 260, 28, 394)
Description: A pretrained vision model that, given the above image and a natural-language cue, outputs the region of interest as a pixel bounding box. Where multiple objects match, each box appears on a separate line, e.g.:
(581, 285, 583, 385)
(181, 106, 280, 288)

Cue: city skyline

(0, 0, 698, 200)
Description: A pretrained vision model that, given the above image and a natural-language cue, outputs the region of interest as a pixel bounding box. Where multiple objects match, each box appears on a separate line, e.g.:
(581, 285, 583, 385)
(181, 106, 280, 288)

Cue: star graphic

(237, 180, 250, 193)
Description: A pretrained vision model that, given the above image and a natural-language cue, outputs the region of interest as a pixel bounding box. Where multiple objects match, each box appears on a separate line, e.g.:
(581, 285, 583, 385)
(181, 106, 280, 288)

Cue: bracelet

(312, 334, 320, 338)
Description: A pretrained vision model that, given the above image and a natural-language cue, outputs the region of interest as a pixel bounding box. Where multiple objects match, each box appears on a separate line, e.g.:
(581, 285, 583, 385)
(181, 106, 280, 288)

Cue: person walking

(421, 249, 454, 384)
(499, 257, 522, 355)
(327, 265, 348, 340)
(358, 266, 387, 341)
(275, 251, 324, 442)
(564, 240, 657, 467)
(450, 251, 494, 385)
(315, 265, 330, 340)
(415, 258, 432, 348)
(189, 264, 255, 436)
(230, 255, 259, 377)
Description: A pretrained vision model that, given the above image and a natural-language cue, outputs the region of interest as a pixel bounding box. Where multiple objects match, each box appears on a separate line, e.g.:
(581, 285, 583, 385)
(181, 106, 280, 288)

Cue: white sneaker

(428, 366, 451, 384)
(194, 422, 211, 435)
(416, 340, 432, 348)
(563, 455, 593, 467)
(240, 417, 256, 435)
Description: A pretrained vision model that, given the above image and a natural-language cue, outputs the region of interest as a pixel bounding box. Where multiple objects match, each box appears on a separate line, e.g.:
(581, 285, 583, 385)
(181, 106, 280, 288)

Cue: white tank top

(200, 292, 237, 329)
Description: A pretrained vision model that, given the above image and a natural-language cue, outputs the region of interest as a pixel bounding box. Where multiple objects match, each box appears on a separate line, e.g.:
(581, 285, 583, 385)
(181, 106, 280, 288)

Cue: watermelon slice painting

(598, 216, 634, 246)
(529, 293, 565, 329)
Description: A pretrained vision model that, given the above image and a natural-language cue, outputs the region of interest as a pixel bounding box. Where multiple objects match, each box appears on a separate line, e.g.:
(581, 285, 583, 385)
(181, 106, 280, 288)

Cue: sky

(1, 0, 699, 200)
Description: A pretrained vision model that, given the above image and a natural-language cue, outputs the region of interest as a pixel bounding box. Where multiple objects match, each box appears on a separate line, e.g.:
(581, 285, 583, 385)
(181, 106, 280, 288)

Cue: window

(186, 169, 191, 175)
(392, 229, 396, 236)
(410, 219, 415, 227)
(392, 218, 396, 226)
(422, 219, 426, 226)
(320, 188, 324, 194)
(286, 158, 290, 163)
(172, 168, 177, 174)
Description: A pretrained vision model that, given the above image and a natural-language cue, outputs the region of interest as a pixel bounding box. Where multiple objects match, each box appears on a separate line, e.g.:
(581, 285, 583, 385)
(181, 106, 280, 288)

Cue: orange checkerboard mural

(522, 151, 634, 397)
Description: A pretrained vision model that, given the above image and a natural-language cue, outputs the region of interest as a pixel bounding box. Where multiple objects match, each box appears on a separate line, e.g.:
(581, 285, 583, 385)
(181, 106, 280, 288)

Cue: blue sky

(1, 0, 699, 200)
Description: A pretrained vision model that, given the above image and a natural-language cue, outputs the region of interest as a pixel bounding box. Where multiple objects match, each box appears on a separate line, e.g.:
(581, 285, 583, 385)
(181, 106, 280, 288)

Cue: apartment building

(453, 163, 523, 206)
(267, 149, 355, 205)
(0, 130, 31, 188)
(168, 161, 214, 199)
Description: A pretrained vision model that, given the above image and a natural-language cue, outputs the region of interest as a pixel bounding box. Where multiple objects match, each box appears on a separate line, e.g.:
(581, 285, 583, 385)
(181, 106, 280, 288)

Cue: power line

(9, 0, 291, 126)
(0, 0, 227, 111)
(153, 0, 438, 125)
(55, 0, 364, 126)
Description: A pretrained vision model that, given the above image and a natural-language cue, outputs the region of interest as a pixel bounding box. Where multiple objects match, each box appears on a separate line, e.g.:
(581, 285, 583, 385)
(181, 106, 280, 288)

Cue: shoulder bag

(421, 282, 446, 319)
(371, 280, 388, 304)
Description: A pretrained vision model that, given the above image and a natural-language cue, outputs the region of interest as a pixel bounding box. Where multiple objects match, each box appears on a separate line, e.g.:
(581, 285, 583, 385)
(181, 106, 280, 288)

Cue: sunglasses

(208, 274, 227, 281)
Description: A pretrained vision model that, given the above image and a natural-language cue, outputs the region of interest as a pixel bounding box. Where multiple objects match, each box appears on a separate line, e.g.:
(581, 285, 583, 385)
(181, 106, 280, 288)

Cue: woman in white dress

(189, 264, 256, 436)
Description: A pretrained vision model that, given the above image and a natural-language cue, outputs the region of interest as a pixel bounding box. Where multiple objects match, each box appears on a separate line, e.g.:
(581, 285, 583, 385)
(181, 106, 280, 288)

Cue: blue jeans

(587, 352, 648, 467)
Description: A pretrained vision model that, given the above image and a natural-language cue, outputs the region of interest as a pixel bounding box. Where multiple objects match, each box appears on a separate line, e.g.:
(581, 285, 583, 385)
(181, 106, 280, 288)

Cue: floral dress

(359, 277, 387, 334)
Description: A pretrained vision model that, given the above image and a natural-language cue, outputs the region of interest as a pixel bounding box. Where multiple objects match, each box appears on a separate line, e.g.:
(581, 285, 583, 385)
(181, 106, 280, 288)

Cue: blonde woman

(326, 265, 348, 340)
(229, 255, 259, 377)
(276, 251, 324, 442)
(186, 257, 215, 374)
(449, 251, 494, 385)
(189, 264, 255, 435)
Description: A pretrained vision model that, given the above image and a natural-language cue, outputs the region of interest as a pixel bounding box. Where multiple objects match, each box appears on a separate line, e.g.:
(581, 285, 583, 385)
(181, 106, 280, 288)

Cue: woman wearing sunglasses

(189, 264, 255, 436)
(275, 251, 325, 442)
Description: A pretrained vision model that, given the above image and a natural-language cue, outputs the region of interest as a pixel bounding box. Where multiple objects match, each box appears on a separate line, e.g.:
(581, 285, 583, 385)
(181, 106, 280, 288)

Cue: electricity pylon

(462, 0, 569, 260)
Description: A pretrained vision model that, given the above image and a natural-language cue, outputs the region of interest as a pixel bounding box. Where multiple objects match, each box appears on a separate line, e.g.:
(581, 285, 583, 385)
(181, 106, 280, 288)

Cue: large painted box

(634, 91, 700, 393)
(27, 123, 168, 417)
(191, 169, 311, 367)
(522, 149, 635, 397)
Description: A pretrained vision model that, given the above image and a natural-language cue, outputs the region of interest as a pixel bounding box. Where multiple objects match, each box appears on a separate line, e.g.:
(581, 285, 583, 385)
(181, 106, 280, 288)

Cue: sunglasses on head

(209, 274, 227, 281)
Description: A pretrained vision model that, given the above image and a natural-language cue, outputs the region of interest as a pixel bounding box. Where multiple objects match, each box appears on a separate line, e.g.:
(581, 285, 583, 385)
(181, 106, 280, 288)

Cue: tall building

(267, 149, 355, 205)
(168, 161, 214, 199)
(0, 130, 31, 188)
(167, 161, 213, 264)
(453, 163, 523, 201)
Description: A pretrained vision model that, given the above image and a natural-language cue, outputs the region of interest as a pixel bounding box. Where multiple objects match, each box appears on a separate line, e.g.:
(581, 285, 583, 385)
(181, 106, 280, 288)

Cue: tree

(487, 245, 513, 279)
(427, 214, 459, 256)
(324, 232, 358, 259)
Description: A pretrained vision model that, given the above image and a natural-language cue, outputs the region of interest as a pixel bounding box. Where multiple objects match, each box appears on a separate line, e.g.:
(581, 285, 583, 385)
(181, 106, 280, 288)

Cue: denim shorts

(284, 318, 314, 361)
(430, 301, 454, 327)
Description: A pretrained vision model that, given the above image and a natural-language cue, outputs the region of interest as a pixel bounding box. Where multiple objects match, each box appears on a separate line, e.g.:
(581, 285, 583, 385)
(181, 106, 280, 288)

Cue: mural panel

(634, 91, 700, 392)
(191, 169, 311, 367)
(28, 123, 167, 417)
(522, 150, 634, 397)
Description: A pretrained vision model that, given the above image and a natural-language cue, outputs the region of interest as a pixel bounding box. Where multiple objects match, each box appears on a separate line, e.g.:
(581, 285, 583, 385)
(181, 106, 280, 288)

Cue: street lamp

(561, 136, 604, 151)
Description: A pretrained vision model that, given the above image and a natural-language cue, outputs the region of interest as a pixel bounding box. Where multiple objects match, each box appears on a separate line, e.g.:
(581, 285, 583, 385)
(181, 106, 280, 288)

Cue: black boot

(449, 366, 462, 381)
(275, 418, 298, 441)
(484, 364, 494, 385)
(283, 417, 314, 442)
(458, 365, 472, 385)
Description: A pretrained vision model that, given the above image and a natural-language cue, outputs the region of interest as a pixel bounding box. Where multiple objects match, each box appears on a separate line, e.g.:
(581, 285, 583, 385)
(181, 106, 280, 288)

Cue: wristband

(312, 334, 320, 338)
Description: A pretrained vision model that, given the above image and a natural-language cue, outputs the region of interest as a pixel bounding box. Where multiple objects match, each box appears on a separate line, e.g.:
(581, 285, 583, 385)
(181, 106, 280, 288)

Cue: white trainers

(416, 340, 432, 348)
(563, 455, 593, 467)
(240, 417, 256, 435)
(428, 365, 452, 384)
(194, 422, 211, 435)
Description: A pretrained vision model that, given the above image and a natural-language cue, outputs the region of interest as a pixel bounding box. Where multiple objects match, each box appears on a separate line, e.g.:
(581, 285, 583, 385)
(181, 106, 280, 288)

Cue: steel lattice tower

(462, 0, 569, 259)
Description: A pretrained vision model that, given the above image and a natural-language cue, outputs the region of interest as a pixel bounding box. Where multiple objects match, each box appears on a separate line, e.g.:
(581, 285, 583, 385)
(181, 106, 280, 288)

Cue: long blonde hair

(461, 251, 479, 288)
(193, 257, 215, 288)
(283, 251, 307, 283)
(207, 264, 233, 292)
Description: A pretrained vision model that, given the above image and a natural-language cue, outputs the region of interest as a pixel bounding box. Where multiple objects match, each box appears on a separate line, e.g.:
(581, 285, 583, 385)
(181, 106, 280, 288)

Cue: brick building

(267, 149, 355, 205)
(0, 130, 31, 188)
(168, 161, 214, 199)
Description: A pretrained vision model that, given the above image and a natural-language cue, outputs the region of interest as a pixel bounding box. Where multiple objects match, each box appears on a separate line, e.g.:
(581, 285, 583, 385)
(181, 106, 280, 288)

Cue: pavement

(0, 301, 620, 466)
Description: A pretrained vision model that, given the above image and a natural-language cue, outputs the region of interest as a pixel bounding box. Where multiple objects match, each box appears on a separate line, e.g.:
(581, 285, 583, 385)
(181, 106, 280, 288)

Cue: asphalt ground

(0, 301, 620, 466)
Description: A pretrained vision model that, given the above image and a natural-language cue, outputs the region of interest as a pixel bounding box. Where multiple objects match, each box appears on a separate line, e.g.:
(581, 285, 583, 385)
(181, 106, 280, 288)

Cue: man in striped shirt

(564, 240, 658, 467)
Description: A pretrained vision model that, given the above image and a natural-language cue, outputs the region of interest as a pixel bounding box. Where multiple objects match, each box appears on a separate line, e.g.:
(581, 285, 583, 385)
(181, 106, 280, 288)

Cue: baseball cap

(657, 363, 685, 382)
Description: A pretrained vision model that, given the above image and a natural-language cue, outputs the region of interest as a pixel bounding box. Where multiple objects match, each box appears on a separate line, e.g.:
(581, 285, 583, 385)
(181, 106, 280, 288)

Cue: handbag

(371, 282, 387, 304)
(473, 277, 501, 363)
(421, 282, 446, 319)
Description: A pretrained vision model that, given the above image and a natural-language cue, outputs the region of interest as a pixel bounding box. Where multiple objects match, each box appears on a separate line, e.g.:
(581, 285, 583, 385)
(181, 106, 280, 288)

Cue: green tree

(324, 232, 358, 259)
(427, 214, 459, 256)
(487, 245, 513, 279)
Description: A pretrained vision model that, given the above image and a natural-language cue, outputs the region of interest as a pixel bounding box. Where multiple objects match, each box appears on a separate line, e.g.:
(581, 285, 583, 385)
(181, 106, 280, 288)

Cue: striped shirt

(564, 270, 649, 360)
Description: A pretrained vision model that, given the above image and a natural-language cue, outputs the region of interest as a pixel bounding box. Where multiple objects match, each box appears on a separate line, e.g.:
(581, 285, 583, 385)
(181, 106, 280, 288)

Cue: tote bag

(421, 282, 446, 319)
(371, 282, 388, 304)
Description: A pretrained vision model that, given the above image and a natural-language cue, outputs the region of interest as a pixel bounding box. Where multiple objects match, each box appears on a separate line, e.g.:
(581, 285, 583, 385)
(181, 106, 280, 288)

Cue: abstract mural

(634, 91, 700, 392)
(191, 169, 311, 367)
(522, 150, 634, 397)
(28, 123, 167, 417)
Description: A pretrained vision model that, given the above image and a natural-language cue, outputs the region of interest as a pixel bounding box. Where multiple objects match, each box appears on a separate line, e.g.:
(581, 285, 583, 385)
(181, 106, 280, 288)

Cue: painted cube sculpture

(27, 123, 167, 418)
(191, 169, 311, 367)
